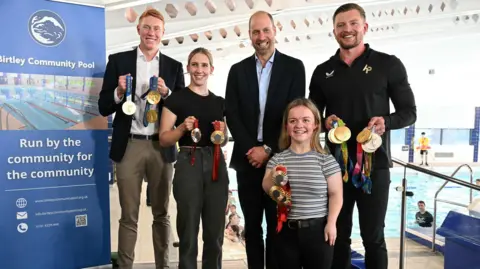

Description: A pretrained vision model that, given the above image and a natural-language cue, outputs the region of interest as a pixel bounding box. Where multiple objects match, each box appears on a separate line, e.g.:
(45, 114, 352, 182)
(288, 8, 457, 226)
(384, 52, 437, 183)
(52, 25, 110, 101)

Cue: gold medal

(272, 168, 288, 186)
(210, 130, 225, 145)
(268, 186, 292, 206)
(334, 126, 351, 142)
(146, 90, 161, 105)
(146, 110, 158, 123)
(328, 128, 342, 144)
(357, 128, 372, 144)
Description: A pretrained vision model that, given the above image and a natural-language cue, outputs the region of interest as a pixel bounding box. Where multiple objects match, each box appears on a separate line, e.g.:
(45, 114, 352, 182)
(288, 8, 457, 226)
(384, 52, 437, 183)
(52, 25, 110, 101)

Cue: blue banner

(0, 1, 110, 269)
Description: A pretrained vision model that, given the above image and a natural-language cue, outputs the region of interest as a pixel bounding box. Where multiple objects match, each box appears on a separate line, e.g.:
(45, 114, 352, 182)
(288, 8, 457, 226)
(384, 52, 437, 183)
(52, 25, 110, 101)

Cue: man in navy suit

(225, 11, 306, 269)
(98, 8, 184, 269)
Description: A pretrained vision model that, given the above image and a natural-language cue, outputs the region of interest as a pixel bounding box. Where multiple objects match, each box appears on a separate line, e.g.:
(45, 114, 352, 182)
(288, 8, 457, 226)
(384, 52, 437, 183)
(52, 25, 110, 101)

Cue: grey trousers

(115, 138, 173, 269)
(173, 147, 229, 269)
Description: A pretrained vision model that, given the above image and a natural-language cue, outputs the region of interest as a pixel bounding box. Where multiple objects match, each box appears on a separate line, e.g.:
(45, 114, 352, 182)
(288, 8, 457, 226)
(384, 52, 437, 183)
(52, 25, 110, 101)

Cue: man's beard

(336, 33, 361, 50)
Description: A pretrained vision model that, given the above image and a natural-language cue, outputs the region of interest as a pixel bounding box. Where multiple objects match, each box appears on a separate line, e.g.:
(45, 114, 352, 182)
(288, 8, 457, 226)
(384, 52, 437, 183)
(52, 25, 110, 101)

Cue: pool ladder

(432, 164, 474, 251)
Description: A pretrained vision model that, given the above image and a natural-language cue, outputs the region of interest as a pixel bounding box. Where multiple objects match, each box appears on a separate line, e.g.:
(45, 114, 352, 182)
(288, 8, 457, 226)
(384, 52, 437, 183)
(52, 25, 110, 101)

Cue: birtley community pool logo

(28, 10, 66, 47)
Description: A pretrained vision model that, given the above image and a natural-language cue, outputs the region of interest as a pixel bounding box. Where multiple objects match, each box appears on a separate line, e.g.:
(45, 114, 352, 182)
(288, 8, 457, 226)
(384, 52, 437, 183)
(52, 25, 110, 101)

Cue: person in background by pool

(159, 47, 229, 269)
(262, 98, 343, 269)
(417, 132, 430, 166)
(308, 3, 416, 269)
(415, 201, 433, 228)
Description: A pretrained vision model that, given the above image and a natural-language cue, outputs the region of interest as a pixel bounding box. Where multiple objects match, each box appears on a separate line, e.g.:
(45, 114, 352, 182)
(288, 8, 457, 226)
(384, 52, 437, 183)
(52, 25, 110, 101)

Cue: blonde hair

(278, 98, 326, 154)
(138, 9, 165, 24)
(187, 47, 213, 67)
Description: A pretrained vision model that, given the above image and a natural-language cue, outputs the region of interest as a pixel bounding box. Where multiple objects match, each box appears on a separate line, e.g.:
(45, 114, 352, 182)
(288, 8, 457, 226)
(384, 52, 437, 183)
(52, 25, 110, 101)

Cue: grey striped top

(266, 148, 341, 219)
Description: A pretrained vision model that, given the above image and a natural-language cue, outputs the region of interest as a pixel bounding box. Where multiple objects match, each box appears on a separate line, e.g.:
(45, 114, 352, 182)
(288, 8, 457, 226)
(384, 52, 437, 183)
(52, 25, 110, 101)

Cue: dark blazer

(98, 47, 185, 163)
(225, 50, 306, 171)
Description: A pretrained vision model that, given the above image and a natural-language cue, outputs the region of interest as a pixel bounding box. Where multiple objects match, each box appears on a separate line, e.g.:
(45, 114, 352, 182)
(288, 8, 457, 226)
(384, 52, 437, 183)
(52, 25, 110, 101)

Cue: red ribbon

(190, 119, 198, 166)
(212, 121, 221, 181)
(275, 165, 291, 233)
(276, 182, 291, 233)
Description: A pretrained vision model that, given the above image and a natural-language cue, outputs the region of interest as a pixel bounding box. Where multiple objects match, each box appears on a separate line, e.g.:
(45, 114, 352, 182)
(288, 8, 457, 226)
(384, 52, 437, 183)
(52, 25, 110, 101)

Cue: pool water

(227, 166, 480, 240)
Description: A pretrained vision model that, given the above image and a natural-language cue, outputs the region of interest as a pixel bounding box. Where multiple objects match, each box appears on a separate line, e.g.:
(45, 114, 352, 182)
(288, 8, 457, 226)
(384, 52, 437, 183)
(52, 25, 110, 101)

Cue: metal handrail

(392, 157, 480, 191)
(391, 157, 480, 269)
(432, 164, 474, 251)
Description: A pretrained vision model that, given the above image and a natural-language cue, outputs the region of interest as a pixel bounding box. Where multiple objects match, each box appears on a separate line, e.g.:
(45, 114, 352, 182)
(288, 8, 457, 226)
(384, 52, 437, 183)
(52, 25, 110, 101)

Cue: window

(442, 129, 471, 145)
(390, 128, 406, 145)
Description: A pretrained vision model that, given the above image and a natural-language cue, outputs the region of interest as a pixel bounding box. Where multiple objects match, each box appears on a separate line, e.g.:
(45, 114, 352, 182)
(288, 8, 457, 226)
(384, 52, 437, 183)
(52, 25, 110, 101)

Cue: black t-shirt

(415, 211, 433, 227)
(164, 87, 225, 147)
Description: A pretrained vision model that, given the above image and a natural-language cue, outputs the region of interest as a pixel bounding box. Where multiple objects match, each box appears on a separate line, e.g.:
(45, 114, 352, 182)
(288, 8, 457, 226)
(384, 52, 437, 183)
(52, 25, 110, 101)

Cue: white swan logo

(28, 10, 66, 47)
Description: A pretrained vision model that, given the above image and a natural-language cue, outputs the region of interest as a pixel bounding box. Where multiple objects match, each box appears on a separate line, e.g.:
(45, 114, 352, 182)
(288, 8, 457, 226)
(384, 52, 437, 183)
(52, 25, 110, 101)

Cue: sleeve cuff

(114, 87, 124, 104)
(384, 115, 391, 131)
(162, 88, 171, 99)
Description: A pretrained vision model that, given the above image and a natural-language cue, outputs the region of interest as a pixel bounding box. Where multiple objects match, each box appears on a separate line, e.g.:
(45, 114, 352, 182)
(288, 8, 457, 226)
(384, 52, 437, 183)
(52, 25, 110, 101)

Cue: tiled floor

(108, 182, 445, 269)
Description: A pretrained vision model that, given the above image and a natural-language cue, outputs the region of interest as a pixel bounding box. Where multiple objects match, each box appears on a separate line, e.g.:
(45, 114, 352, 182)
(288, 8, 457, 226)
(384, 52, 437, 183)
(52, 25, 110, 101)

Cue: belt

(287, 217, 324, 229)
(129, 133, 159, 141)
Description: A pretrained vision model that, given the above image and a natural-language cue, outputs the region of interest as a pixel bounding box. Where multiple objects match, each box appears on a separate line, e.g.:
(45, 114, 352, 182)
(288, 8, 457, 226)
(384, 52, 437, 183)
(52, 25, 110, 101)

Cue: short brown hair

(187, 47, 213, 67)
(333, 3, 366, 22)
(138, 8, 165, 24)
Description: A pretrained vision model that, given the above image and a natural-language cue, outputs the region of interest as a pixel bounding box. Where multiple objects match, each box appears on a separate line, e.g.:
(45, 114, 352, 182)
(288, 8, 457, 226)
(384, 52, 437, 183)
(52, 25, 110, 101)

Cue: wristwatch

(263, 144, 272, 155)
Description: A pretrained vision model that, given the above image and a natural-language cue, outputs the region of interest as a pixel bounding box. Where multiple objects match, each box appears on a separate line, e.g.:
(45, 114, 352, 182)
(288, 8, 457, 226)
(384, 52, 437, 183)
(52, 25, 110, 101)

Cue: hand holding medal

(146, 76, 161, 105)
(328, 119, 351, 144)
(352, 125, 383, 194)
(122, 75, 136, 115)
(271, 164, 288, 186)
(145, 76, 160, 124)
(357, 126, 382, 153)
(328, 118, 351, 182)
(268, 165, 291, 206)
(268, 164, 292, 233)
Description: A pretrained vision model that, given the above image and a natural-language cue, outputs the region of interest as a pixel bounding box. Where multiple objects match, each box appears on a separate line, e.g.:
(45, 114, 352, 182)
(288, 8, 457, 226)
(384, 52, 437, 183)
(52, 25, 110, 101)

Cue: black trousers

(173, 148, 229, 269)
(331, 169, 391, 269)
(237, 167, 278, 269)
(276, 217, 334, 269)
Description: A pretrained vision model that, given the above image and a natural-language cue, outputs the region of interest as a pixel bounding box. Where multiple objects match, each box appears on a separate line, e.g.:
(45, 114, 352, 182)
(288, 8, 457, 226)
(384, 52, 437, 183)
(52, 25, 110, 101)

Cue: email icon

(17, 211, 28, 220)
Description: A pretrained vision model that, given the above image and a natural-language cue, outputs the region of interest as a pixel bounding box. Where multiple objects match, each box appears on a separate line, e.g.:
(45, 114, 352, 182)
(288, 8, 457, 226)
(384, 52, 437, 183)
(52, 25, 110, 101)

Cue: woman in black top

(159, 47, 229, 269)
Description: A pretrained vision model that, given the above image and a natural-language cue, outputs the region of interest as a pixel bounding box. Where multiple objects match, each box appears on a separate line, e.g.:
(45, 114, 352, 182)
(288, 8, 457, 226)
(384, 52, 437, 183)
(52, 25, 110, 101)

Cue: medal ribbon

(212, 121, 221, 181)
(141, 77, 158, 127)
(362, 152, 373, 194)
(333, 119, 352, 182)
(351, 143, 364, 189)
(190, 119, 199, 165)
(140, 76, 158, 99)
(126, 75, 133, 101)
(276, 181, 291, 233)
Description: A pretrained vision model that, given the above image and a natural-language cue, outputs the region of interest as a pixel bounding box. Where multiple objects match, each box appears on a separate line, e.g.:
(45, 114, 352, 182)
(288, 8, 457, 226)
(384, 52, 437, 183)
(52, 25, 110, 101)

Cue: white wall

(198, 33, 480, 129)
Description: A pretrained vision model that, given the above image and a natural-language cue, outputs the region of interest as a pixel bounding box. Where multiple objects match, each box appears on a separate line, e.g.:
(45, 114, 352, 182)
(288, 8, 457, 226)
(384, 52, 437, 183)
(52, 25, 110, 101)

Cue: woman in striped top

(262, 98, 343, 269)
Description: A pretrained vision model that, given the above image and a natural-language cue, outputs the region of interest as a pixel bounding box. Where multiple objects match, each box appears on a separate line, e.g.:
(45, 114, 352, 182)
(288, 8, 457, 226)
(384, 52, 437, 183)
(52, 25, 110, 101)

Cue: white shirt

(114, 47, 171, 135)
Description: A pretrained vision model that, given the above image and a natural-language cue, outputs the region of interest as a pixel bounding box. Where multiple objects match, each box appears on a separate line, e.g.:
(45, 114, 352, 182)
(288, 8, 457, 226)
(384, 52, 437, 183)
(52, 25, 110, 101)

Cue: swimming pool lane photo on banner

(0, 1, 111, 269)
(0, 2, 106, 131)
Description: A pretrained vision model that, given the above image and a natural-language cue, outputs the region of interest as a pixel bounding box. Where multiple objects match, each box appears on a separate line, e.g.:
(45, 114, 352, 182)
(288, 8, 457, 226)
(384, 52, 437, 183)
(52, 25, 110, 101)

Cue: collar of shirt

(330, 43, 372, 67)
(137, 46, 160, 61)
(254, 49, 276, 67)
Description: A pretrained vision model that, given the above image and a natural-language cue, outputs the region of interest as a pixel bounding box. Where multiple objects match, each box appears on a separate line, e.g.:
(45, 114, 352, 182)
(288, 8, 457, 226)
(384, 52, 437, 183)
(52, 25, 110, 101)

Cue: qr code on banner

(75, 214, 88, 227)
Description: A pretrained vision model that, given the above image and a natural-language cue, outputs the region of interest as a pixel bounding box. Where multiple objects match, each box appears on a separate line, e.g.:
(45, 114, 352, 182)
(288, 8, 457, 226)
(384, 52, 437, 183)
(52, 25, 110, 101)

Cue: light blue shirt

(255, 51, 275, 142)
